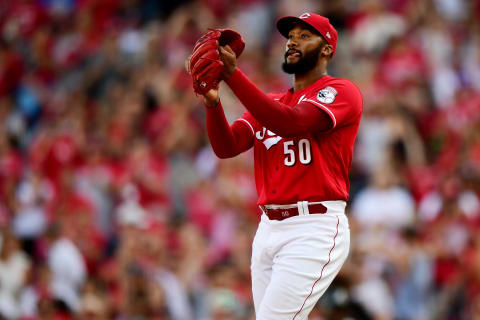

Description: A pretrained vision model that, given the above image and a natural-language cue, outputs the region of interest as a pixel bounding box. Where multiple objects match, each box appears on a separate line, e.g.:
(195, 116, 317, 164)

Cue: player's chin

(282, 61, 299, 74)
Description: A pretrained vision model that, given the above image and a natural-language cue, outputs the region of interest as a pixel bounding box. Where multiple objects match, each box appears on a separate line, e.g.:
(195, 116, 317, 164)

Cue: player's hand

(204, 88, 219, 107)
(219, 45, 237, 80)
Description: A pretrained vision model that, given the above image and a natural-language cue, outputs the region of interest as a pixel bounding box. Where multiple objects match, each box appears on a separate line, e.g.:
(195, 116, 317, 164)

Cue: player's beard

(282, 45, 322, 75)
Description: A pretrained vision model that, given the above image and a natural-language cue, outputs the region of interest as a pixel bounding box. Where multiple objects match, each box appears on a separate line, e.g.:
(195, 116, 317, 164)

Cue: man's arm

(227, 69, 332, 137)
(204, 91, 253, 159)
(219, 47, 333, 138)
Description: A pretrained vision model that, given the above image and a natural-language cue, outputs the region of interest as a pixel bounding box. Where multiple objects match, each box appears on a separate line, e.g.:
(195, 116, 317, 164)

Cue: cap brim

(276, 16, 305, 38)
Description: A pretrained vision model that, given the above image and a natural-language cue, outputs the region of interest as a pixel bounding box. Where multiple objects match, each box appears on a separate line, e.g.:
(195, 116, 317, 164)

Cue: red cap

(276, 13, 338, 56)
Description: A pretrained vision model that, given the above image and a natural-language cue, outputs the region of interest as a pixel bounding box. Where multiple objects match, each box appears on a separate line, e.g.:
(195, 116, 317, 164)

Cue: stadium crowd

(0, 0, 480, 319)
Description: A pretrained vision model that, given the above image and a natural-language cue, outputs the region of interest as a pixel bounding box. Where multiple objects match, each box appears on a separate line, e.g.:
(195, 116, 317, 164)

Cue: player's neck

(292, 67, 328, 92)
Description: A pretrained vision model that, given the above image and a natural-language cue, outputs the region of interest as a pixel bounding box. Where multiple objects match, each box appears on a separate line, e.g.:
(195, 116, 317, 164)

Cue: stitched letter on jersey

(256, 127, 282, 150)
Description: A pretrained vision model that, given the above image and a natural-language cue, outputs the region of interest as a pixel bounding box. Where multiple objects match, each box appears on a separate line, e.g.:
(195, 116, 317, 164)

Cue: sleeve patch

(317, 86, 337, 104)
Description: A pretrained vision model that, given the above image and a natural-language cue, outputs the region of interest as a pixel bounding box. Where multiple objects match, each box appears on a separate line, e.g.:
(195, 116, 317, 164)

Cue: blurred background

(0, 0, 479, 319)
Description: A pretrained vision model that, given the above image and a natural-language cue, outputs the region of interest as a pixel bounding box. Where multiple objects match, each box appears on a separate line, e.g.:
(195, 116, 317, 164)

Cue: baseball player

(189, 13, 363, 320)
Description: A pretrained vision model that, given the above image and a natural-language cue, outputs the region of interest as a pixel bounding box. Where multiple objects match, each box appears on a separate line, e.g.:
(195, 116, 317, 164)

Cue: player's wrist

(203, 88, 220, 108)
(225, 68, 242, 86)
(204, 96, 220, 108)
(221, 66, 237, 81)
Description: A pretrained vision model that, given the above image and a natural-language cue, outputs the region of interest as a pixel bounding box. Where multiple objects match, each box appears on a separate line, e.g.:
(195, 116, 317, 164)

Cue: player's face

(282, 25, 325, 75)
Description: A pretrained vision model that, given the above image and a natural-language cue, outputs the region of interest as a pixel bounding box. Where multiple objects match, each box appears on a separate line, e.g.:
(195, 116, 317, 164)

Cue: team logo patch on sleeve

(317, 86, 337, 104)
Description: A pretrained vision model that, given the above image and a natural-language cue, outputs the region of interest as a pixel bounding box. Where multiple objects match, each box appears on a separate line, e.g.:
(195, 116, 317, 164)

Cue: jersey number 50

(284, 139, 312, 166)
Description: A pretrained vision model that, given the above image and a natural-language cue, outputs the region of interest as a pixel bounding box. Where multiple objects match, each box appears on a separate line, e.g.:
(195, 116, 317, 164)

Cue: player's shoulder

(320, 76, 361, 95)
(308, 76, 362, 104)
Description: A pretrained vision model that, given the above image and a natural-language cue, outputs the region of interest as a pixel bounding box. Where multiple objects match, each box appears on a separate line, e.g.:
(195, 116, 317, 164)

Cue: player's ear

(320, 43, 333, 58)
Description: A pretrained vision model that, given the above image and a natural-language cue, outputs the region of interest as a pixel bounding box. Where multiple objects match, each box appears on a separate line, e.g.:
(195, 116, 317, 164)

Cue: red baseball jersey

(236, 76, 362, 205)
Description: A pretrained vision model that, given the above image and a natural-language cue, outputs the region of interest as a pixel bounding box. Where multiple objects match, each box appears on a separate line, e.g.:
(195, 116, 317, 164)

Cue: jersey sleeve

(302, 80, 363, 129)
(233, 111, 257, 137)
(232, 93, 281, 136)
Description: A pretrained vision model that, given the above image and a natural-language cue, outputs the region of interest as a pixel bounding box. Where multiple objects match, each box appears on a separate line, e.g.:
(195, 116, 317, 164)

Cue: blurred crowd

(0, 0, 480, 319)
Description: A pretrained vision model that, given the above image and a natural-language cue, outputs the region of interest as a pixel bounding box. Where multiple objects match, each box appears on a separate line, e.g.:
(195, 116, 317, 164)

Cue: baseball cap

(276, 13, 338, 56)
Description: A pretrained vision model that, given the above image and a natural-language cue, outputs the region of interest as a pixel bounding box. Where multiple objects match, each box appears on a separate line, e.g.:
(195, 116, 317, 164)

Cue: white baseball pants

(251, 201, 350, 320)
